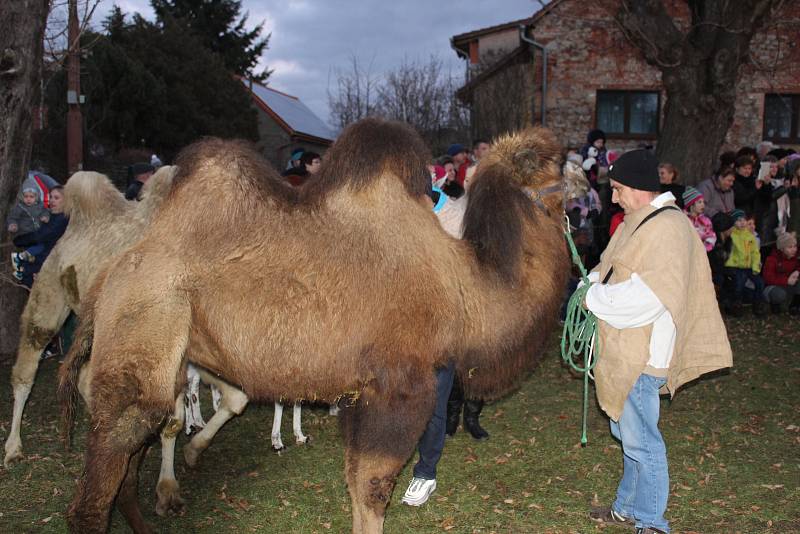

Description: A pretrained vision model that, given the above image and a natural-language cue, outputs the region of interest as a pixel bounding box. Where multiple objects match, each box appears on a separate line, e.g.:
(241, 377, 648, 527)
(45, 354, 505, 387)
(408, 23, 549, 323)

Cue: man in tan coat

(584, 149, 732, 534)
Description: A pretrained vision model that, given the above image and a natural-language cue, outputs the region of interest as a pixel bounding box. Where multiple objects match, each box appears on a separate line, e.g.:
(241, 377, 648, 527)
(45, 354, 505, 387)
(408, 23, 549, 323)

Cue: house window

(764, 94, 800, 143)
(596, 90, 660, 137)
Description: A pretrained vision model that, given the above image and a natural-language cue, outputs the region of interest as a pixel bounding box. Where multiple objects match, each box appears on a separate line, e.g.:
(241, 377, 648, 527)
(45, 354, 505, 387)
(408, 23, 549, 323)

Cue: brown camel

(59, 118, 568, 534)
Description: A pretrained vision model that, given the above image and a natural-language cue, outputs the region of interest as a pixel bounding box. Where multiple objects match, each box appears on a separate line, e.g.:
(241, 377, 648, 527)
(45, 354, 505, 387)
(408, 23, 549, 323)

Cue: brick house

(242, 79, 335, 170)
(451, 0, 800, 154)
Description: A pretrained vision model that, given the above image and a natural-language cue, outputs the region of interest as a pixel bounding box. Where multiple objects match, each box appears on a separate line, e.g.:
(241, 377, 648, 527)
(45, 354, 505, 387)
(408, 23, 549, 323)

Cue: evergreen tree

(151, 0, 271, 81)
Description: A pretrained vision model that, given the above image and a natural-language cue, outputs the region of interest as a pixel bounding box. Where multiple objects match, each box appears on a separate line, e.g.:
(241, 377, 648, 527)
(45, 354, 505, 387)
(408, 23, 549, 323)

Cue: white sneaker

(401, 477, 436, 506)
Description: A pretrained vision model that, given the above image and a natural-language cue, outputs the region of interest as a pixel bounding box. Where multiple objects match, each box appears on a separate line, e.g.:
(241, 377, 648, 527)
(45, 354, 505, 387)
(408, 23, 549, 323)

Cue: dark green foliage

(151, 0, 271, 82)
(35, 9, 259, 168)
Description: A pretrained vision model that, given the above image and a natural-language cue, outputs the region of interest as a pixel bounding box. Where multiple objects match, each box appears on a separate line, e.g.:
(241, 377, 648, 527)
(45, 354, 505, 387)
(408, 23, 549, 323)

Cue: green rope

(560, 217, 598, 446)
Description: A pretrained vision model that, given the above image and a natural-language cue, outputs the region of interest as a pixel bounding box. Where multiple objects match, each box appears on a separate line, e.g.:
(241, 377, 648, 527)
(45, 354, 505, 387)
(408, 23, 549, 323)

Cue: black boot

(463, 399, 489, 441)
(445, 379, 463, 437)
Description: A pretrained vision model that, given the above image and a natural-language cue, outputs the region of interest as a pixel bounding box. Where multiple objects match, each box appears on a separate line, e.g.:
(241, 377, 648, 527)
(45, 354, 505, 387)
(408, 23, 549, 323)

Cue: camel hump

(139, 165, 177, 205)
(63, 171, 130, 221)
(478, 127, 562, 191)
(169, 138, 298, 208)
(303, 117, 432, 201)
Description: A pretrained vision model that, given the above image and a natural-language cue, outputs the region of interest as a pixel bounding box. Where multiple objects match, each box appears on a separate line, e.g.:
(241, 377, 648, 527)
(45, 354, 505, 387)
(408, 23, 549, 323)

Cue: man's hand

(8, 223, 17, 233)
(40, 214, 49, 223)
(788, 271, 799, 286)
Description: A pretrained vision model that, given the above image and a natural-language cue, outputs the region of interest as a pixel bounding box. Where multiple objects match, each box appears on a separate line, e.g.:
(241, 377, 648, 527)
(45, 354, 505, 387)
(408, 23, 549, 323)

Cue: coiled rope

(560, 215, 598, 445)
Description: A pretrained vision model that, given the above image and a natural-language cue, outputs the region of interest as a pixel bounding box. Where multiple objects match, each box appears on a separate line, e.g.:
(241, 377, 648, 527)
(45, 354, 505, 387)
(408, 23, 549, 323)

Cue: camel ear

(512, 148, 540, 179)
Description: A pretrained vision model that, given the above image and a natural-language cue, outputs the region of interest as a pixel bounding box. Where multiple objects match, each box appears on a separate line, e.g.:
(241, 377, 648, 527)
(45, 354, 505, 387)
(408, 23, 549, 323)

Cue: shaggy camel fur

(4, 167, 175, 468)
(59, 118, 568, 534)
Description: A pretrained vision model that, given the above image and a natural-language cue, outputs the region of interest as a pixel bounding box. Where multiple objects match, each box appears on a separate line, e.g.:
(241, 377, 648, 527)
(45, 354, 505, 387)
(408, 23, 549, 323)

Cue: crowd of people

(564, 131, 800, 317)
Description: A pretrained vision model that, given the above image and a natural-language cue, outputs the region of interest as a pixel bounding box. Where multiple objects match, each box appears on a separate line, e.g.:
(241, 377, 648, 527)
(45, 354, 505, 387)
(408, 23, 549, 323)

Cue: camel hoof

(183, 443, 201, 468)
(4, 446, 23, 468)
(296, 435, 309, 445)
(272, 444, 286, 453)
(155, 479, 186, 517)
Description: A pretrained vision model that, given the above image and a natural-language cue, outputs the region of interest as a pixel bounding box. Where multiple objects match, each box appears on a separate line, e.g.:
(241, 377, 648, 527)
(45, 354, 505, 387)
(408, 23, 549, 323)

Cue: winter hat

(22, 187, 38, 196)
(776, 231, 797, 253)
(682, 186, 704, 209)
(730, 209, 745, 222)
(587, 129, 606, 145)
(447, 143, 467, 157)
(711, 212, 734, 234)
(607, 149, 660, 192)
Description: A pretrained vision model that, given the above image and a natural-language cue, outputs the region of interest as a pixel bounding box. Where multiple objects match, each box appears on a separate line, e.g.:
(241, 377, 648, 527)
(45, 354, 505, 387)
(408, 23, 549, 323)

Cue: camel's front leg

(292, 402, 308, 444)
(155, 396, 186, 516)
(271, 402, 285, 450)
(183, 364, 206, 433)
(338, 370, 436, 534)
(5, 295, 70, 466)
(183, 374, 248, 467)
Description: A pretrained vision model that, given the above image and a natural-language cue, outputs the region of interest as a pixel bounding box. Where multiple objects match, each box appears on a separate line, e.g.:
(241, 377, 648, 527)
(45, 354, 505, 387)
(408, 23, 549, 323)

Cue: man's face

(593, 138, 605, 150)
(610, 179, 652, 214)
(137, 171, 154, 183)
(473, 143, 490, 161)
(452, 151, 467, 165)
(735, 217, 747, 230)
(718, 174, 735, 191)
(737, 163, 753, 177)
(783, 243, 797, 258)
(691, 198, 705, 214)
(22, 192, 37, 206)
(658, 167, 674, 184)
(306, 157, 321, 175)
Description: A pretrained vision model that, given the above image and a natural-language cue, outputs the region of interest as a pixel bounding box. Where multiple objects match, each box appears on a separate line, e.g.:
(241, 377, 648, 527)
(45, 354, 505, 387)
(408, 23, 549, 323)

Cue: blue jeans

(610, 374, 670, 533)
(727, 267, 765, 304)
(412, 361, 455, 480)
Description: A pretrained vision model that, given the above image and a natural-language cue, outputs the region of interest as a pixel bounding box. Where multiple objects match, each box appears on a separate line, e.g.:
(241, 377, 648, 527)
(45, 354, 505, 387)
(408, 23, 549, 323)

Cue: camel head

(462, 127, 565, 283)
(63, 171, 130, 222)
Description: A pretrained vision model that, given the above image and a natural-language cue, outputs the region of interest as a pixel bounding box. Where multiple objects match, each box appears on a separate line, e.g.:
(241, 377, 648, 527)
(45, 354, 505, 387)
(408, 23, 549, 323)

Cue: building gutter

(518, 25, 547, 127)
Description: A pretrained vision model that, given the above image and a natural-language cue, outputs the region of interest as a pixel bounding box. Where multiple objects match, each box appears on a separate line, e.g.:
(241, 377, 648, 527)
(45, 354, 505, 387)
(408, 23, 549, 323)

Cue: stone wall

(462, 0, 800, 154)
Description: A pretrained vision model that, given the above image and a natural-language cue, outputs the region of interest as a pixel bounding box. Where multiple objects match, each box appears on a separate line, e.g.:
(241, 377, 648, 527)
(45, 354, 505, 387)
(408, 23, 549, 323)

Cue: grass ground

(0, 313, 798, 533)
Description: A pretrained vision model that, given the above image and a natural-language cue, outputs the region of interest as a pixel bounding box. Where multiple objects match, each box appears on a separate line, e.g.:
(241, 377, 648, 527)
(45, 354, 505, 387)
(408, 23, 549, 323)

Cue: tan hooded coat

(593, 199, 733, 421)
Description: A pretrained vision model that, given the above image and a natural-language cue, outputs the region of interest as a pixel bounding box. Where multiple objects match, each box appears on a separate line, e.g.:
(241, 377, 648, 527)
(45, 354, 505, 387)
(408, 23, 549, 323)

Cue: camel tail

(57, 298, 95, 449)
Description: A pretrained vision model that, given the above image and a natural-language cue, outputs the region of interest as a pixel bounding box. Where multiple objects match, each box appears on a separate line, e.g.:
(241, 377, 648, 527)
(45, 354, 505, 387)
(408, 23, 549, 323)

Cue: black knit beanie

(607, 149, 660, 192)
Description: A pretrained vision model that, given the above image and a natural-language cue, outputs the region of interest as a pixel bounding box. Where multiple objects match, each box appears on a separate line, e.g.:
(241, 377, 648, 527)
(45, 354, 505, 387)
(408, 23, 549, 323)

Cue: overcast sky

(99, 0, 541, 126)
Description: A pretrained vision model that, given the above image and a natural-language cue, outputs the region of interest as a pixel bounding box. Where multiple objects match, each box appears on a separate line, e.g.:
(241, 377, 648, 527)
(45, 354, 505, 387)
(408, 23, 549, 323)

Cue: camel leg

(211, 384, 222, 411)
(293, 402, 308, 444)
(155, 396, 186, 516)
(271, 402, 285, 451)
(66, 402, 162, 533)
(338, 371, 437, 534)
(117, 441, 154, 534)
(183, 364, 206, 433)
(184, 377, 247, 467)
(4, 292, 70, 466)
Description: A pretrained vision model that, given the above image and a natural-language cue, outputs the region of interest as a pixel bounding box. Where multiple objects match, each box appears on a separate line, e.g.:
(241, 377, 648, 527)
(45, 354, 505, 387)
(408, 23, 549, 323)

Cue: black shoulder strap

(602, 205, 680, 284)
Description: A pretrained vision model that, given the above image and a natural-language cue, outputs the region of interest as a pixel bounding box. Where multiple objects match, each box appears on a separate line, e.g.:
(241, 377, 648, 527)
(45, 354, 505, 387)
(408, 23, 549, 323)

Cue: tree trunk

(0, 0, 50, 354)
(615, 0, 784, 186)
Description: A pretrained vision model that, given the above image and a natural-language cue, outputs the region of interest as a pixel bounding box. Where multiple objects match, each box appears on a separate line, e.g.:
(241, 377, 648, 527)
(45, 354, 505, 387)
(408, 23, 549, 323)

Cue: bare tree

(609, 0, 787, 183)
(329, 55, 470, 153)
(327, 55, 381, 133)
(0, 0, 51, 353)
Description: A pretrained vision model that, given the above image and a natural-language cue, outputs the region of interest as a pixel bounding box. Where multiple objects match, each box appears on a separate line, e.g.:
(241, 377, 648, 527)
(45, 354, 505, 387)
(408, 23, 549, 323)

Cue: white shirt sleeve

(585, 273, 666, 329)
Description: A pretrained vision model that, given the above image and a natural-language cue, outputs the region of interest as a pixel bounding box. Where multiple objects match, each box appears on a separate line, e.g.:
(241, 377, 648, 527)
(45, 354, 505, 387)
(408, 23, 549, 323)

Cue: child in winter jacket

(762, 232, 799, 314)
(725, 209, 767, 315)
(683, 186, 716, 252)
(8, 187, 50, 279)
